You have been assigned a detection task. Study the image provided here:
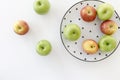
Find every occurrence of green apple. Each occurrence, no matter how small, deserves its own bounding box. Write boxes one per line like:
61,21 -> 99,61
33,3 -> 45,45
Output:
33,0 -> 50,15
13,20 -> 29,35
82,39 -> 98,54
97,3 -> 114,20
36,40 -> 52,56
99,35 -> 117,52
63,24 -> 81,41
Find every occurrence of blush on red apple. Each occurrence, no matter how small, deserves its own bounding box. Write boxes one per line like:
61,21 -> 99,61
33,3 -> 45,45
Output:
100,20 -> 118,35
13,20 -> 29,35
80,6 -> 97,22
82,39 -> 98,54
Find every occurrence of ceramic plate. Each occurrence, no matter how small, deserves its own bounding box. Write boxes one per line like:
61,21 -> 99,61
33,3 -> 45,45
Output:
60,0 -> 120,62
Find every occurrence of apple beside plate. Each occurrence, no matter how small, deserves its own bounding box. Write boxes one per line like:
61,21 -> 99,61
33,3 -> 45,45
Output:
13,20 -> 29,35
33,0 -> 50,15
36,40 -> 52,56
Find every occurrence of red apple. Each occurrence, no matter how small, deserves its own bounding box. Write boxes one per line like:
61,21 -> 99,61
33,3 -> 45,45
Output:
100,20 -> 118,35
13,20 -> 29,35
80,6 -> 97,22
82,39 -> 98,54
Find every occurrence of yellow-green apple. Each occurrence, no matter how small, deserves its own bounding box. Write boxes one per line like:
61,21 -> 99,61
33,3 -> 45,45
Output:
33,0 -> 50,15
63,24 -> 81,41
13,20 -> 29,35
36,40 -> 52,56
82,39 -> 98,54
100,20 -> 118,35
99,35 -> 117,52
80,6 -> 97,22
97,3 -> 114,20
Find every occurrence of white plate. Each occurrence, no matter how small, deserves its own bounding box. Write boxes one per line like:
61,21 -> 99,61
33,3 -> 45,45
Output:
60,0 -> 120,62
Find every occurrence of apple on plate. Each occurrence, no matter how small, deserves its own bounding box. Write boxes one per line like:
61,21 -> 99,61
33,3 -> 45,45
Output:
99,35 -> 117,52
100,20 -> 118,35
36,40 -> 52,56
63,24 -> 81,41
13,20 -> 29,35
80,6 -> 97,22
82,39 -> 98,54
33,0 -> 50,15
97,3 -> 114,20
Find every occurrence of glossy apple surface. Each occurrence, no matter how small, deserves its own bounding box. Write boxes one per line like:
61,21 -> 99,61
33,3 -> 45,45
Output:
100,20 -> 118,35
80,6 -> 97,22
33,0 -> 50,14
99,35 -> 117,52
36,40 -> 52,56
97,3 -> 114,20
63,24 -> 81,41
13,20 -> 29,35
82,39 -> 98,54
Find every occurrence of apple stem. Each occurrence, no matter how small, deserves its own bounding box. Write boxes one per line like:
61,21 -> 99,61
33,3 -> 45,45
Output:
38,1 -> 41,6
41,46 -> 44,49
18,26 -> 22,29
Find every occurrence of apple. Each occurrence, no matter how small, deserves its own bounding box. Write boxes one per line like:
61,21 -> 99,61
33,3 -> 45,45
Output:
63,24 -> 81,41
80,6 -> 97,22
82,39 -> 98,54
100,20 -> 118,35
97,3 -> 114,20
13,20 -> 29,35
36,40 -> 52,56
33,0 -> 50,15
99,35 -> 117,52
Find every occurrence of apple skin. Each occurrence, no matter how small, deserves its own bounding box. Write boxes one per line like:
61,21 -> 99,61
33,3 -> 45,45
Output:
33,0 -> 50,15
36,40 -> 52,56
63,24 -> 81,41
82,39 -> 98,54
100,20 -> 118,35
80,6 -> 97,22
99,35 -> 117,52
13,20 -> 29,35
97,3 -> 114,21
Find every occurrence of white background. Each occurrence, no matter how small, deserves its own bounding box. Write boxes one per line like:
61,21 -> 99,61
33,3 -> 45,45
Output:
0,0 -> 120,80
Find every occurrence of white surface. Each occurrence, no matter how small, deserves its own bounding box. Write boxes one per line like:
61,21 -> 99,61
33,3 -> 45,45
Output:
0,0 -> 120,80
